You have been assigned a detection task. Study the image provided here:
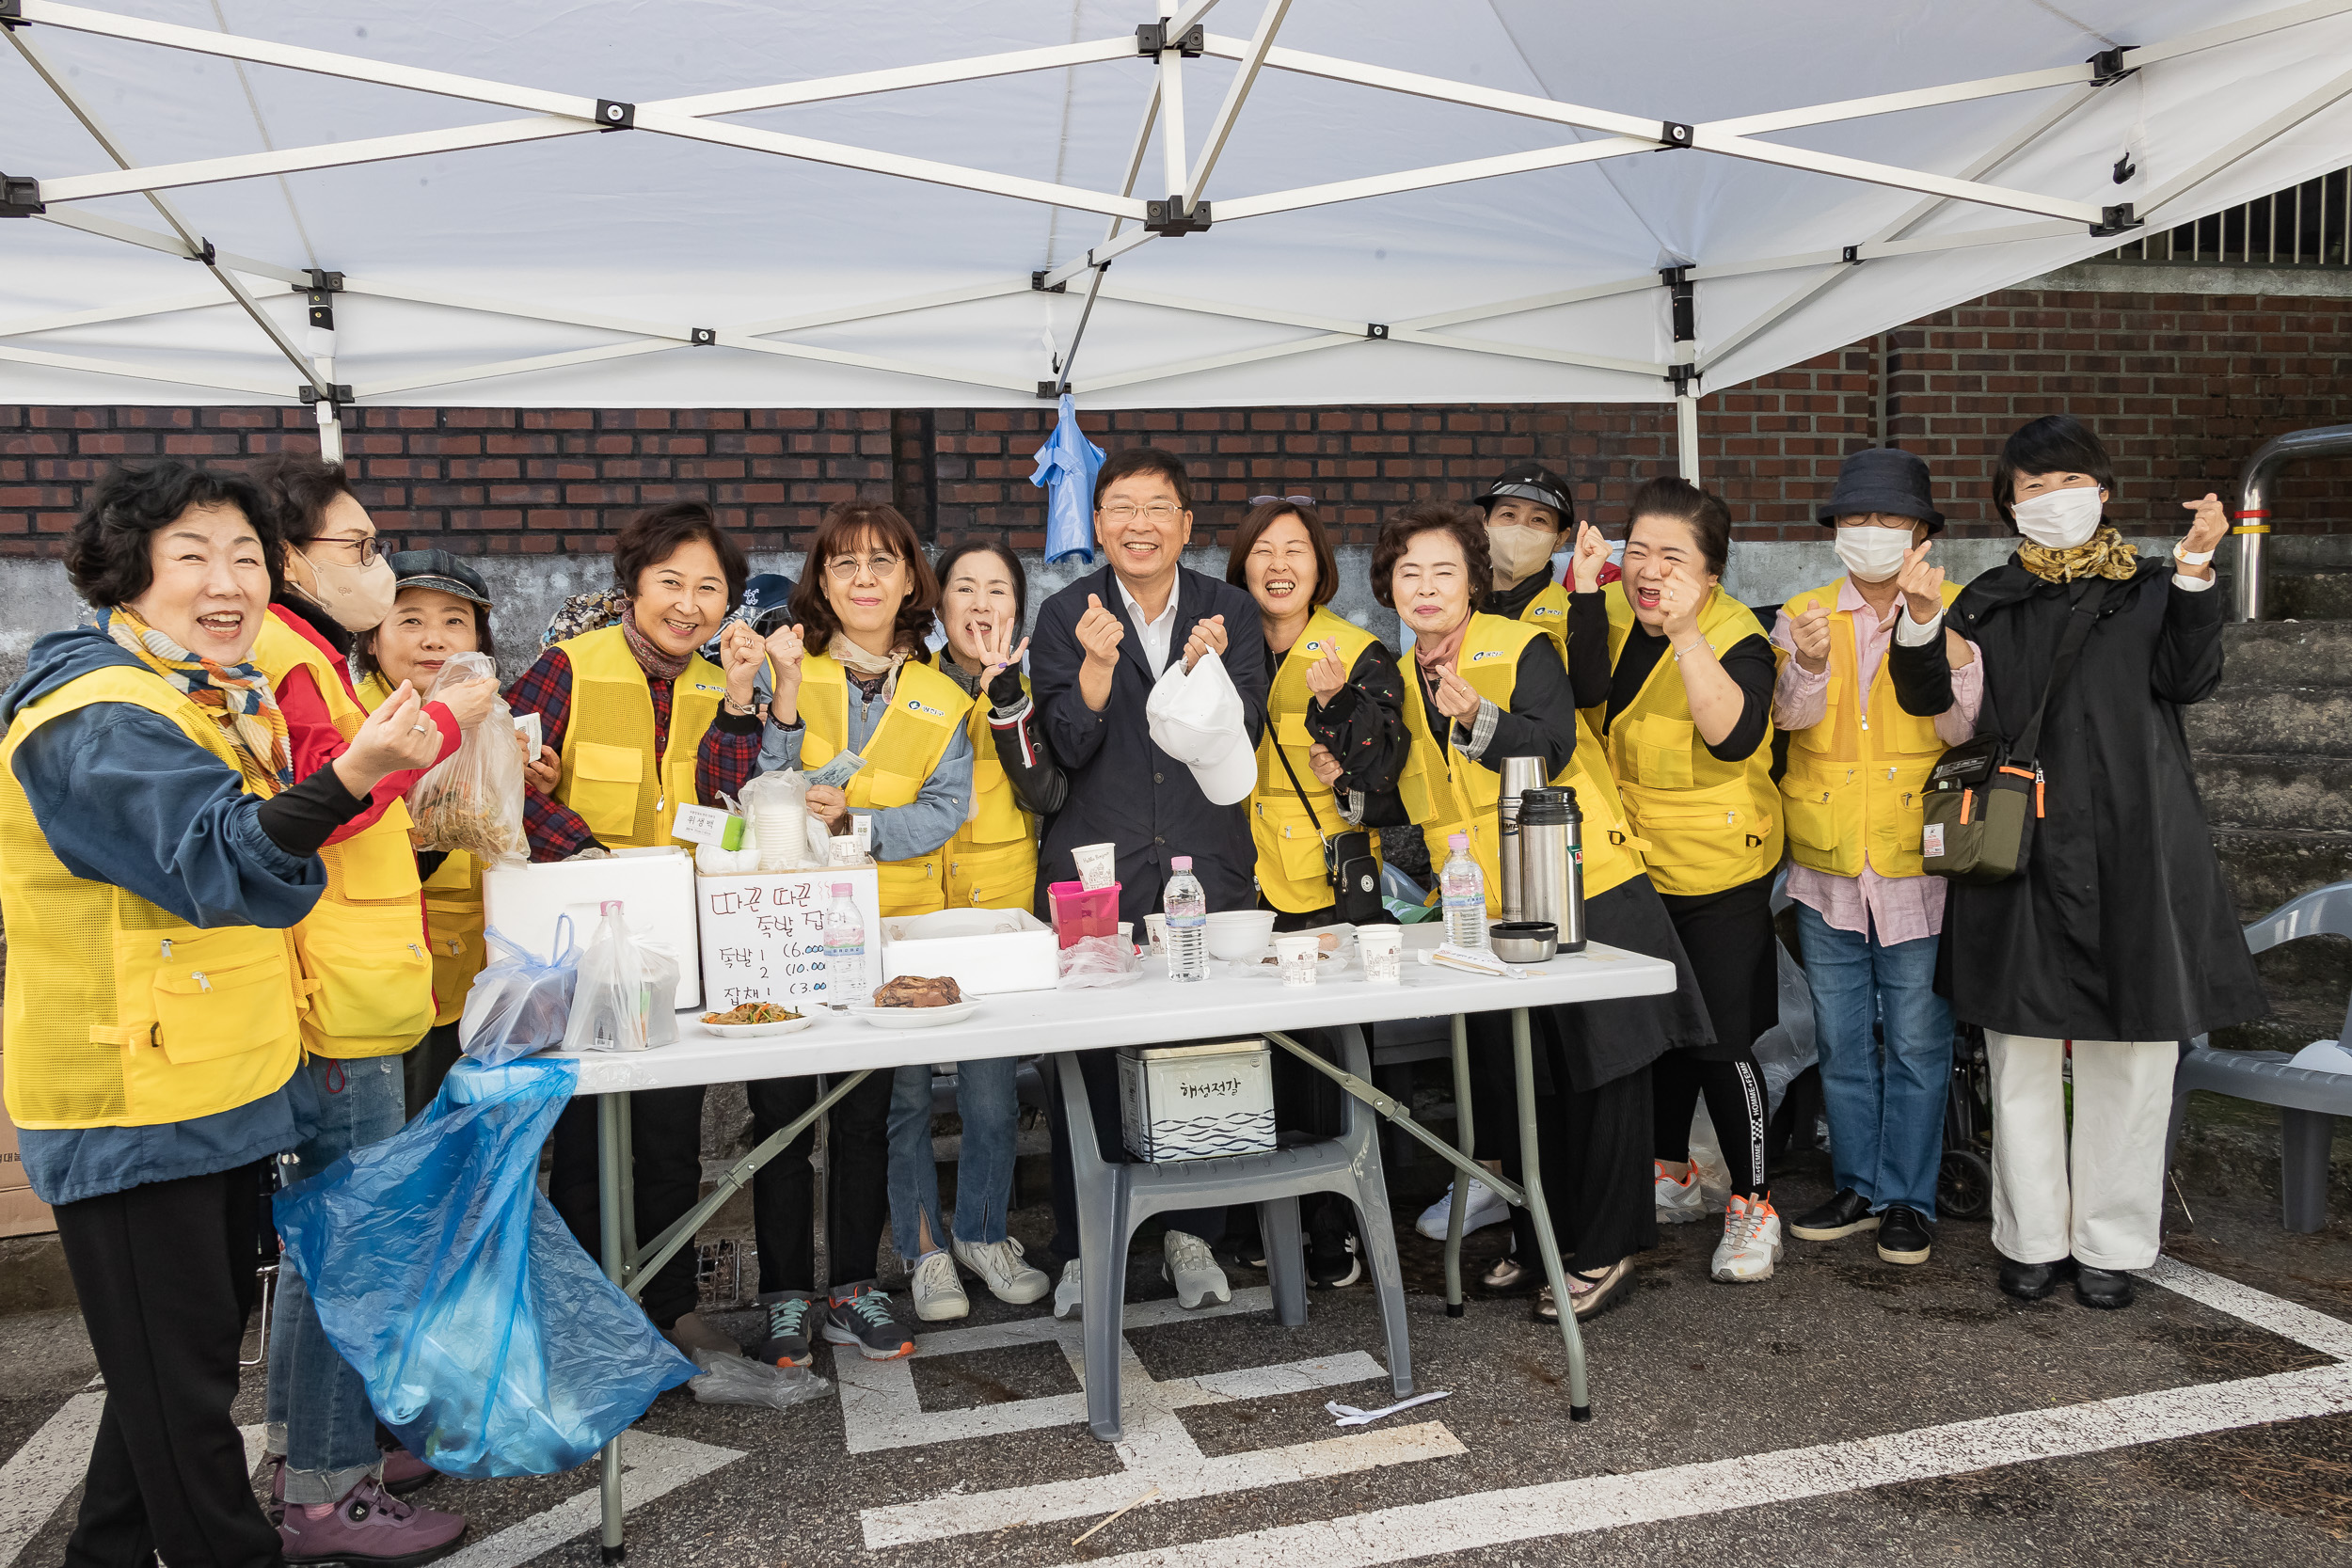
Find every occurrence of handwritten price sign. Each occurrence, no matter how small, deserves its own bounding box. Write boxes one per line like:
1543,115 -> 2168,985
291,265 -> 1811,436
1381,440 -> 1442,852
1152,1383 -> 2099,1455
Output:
695,866 -> 882,1009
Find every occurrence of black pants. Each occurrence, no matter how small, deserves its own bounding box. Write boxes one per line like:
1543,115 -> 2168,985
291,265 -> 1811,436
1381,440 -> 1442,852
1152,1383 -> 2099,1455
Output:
53,1163 -> 281,1568
1650,869 -> 1780,1199
745,1070 -> 893,1294
1047,1049 -> 1225,1262
1464,1010 -> 1656,1271
403,1020 -> 463,1120
549,1085 -> 707,1329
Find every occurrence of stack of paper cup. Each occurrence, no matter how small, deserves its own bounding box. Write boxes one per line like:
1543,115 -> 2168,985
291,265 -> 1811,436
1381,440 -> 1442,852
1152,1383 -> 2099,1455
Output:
1073,842 -> 1117,892
755,801 -> 806,871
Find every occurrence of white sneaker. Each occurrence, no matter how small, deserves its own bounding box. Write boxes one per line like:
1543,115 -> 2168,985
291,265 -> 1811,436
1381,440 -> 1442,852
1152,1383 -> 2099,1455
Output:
1710,1194 -> 1784,1284
952,1234 -> 1051,1306
1655,1160 -> 1706,1225
1413,1178 -> 1510,1240
1161,1229 -> 1232,1310
908,1248 -> 970,1322
1053,1259 -> 1083,1321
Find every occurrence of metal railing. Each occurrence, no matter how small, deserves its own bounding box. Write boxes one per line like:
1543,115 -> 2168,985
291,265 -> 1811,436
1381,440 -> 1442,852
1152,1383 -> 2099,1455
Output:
2105,166 -> 2350,267
2233,424 -> 2352,622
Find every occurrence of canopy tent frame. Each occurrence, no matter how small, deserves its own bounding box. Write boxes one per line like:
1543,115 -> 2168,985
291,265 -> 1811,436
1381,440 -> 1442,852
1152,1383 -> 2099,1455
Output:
6,0 -> 2352,482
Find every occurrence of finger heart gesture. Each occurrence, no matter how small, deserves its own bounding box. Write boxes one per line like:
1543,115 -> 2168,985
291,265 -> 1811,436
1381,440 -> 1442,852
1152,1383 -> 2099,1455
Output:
1894,540 -> 1946,624
1306,643 -> 1347,704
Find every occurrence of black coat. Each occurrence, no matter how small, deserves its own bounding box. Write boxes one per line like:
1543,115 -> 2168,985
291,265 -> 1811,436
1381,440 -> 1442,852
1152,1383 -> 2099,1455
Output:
1029,564 -> 1269,927
1889,557 -> 2265,1041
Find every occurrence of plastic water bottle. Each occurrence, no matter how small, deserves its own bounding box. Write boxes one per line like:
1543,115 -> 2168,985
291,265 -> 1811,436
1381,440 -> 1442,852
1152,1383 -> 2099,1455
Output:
822,881 -> 869,1006
1441,832 -> 1489,951
1164,856 -> 1207,983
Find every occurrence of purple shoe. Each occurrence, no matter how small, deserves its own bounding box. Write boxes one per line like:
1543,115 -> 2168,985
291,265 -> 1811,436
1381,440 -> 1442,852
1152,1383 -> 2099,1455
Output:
279,1477 -> 467,1568
380,1448 -> 437,1497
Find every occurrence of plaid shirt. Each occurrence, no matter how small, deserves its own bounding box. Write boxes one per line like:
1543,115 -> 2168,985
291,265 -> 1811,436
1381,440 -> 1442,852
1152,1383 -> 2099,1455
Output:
505,647 -> 762,862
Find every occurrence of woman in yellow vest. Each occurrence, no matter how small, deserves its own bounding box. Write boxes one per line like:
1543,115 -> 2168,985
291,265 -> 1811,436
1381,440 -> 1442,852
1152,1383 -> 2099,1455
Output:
505,501 -> 764,1364
1595,476 -> 1787,1287
352,548 -> 510,1117
1221,499 -> 1409,1287
728,501 -> 970,1355
1770,450 -> 1981,1272
3,460 -> 440,1568
1376,500 -> 1710,1323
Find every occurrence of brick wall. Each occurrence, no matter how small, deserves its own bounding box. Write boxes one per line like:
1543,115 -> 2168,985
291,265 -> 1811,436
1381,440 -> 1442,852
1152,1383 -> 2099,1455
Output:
7,281 -> 2349,561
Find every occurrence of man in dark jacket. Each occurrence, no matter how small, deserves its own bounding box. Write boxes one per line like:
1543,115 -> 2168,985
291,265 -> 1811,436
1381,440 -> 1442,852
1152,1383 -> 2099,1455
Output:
1029,445 -> 1268,1318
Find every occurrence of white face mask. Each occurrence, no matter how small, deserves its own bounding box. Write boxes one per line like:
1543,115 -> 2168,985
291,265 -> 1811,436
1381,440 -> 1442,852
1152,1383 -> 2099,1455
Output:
2010,486 -> 2104,550
1834,527 -> 1915,583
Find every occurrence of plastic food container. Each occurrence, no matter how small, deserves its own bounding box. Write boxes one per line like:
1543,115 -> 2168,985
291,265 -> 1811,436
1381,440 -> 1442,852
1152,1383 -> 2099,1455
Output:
1047,879 -> 1122,949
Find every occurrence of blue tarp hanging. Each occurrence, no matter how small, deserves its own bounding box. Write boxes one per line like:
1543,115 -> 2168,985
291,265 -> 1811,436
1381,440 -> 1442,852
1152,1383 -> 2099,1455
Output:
275,1058 -> 695,1478
1031,392 -> 1104,565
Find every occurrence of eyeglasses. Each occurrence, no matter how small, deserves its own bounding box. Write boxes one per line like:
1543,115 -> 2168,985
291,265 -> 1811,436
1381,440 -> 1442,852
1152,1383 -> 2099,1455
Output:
1249,495 -> 1314,506
1099,502 -> 1184,523
825,551 -> 904,579
307,534 -> 380,566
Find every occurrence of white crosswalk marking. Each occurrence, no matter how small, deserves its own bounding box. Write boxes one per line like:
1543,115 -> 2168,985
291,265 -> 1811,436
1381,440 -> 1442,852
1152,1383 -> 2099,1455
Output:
0,1390 -> 103,1568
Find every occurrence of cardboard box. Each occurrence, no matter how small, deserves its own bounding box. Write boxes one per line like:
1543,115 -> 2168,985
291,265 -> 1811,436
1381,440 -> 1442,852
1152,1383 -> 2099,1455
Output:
1117,1037 -> 1277,1163
697,866 -> 883,1010
0,1075 -> 56,1239
484,847 -> 702,1009
880,908 -> 1059,996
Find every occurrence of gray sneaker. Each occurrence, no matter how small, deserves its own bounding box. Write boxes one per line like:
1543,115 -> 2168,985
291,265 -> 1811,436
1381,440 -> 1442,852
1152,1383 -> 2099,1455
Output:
756,1290 -> 820,1369
823,1281 -> 917,1360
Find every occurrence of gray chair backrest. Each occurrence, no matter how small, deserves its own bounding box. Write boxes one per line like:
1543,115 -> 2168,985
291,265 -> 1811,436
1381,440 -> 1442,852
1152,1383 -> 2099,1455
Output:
2243,879 -> 2352,1049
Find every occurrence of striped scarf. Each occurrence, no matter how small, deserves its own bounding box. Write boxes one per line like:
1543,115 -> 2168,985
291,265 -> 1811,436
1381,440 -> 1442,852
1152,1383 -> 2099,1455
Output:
2016,524 -> 2139,585
101,605 -> 294,793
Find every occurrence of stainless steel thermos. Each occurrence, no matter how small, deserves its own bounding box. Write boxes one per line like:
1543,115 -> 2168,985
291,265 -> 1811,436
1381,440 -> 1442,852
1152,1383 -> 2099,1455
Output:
1517,784 -> 1587,953
1495,755 -> 1548,922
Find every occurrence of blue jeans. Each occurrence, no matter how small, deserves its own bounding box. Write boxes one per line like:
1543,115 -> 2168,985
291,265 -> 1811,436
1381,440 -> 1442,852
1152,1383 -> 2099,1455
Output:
1795,904 -> 1952,1219
887,1058 -> 1020,1259
264,1054 -> 405,1503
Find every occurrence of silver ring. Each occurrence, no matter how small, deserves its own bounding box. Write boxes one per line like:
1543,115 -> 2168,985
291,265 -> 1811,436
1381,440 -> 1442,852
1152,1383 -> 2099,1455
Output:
411,721 -> 429,733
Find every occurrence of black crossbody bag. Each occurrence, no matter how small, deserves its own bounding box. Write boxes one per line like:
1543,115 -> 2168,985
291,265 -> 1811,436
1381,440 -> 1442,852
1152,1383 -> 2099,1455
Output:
1272,738 -> 1385,923
1920,578 -> 2106,884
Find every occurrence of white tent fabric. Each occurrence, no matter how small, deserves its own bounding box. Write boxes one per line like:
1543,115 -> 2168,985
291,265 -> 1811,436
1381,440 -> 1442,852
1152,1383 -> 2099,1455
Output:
5,0 -> 2352,423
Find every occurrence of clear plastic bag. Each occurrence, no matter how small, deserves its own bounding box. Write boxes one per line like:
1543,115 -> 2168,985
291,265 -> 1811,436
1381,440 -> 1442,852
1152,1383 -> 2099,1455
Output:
562,902 -> 681,1053
1057,932 -> 1142,989
406,653 -> 528,863
686,1345 -> 834,1410
459,920 -> 580,1066
272,1057 -> 697,1478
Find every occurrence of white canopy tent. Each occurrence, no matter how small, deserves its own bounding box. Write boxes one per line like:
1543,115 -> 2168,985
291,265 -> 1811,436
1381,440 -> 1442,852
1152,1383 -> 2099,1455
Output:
6,0 -> 2352,477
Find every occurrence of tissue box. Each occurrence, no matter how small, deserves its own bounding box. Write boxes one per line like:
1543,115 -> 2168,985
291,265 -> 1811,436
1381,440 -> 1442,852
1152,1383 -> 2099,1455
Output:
697,867 -> 883,1010
484,847 -> 701,1009
880,908 -> 1058,996
1117,1037 -> 1277,1163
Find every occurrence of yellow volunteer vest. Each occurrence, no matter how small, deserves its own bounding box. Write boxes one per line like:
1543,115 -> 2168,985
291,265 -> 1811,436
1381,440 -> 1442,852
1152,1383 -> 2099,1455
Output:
1597,587 -> 1783,896
1777,578 -> 1963,879
800,651 -> 967,918
0,666 -> 305,1130
942,665 -> 1039,911
253,615 -> 436,1057
553,626 -> 728,849
1395,613 -> 1644,914
1251,609 -> 1383,913
1517,578 -> 1573,659
357,670 -> 484,1025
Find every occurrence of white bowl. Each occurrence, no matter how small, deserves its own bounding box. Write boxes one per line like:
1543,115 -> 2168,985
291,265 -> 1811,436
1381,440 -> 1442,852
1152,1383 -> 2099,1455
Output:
1204,909 -> 1278,960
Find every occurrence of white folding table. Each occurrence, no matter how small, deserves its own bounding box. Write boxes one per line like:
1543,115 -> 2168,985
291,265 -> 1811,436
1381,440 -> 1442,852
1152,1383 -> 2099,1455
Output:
549,940 -> 1676,1562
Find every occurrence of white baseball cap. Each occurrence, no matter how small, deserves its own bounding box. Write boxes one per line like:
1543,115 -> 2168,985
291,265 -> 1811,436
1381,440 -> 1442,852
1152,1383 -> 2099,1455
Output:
1145,648 -> 1258,806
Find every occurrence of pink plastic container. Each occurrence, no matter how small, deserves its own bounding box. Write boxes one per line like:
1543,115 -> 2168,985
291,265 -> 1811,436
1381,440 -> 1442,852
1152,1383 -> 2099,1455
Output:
1047,879 -> 1122,949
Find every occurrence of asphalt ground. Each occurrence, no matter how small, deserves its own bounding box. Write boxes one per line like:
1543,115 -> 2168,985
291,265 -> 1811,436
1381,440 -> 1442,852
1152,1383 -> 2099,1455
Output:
4,1162 -> 2350,1568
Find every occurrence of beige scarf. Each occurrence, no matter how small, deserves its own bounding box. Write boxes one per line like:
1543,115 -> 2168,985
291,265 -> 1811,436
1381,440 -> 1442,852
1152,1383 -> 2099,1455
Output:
826,633 -> 911,705
2017,524 -> 2139,584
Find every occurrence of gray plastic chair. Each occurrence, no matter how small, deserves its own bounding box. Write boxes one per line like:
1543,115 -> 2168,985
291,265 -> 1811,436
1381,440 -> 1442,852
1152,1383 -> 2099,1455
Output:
1054,1023 -> 1412,1441
2167,879 -> 2352,1233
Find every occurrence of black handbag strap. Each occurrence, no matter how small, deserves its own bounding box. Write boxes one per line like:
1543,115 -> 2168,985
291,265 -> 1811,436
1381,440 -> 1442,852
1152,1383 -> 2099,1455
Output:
1271,730 -> 1328,844
2011,578 -> 2108,765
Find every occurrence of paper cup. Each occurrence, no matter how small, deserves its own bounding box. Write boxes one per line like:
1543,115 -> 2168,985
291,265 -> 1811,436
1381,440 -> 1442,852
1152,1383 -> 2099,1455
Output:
1359,927 -> 1404,984
1073,842 -> 1118,892
1143,913 -> 1168,956
1275,934 -> 1321,988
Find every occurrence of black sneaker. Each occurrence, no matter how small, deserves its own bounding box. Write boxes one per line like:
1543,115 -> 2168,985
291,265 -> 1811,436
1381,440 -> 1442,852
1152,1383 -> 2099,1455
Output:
823,1282 -> 917,1361
1308,1230 -> 1362,1290
756,1291 -> 820,1369
1998,1255 -> 2075,1301
1788,1188 -> 1879,1242
1875,1204 -> 1933,1265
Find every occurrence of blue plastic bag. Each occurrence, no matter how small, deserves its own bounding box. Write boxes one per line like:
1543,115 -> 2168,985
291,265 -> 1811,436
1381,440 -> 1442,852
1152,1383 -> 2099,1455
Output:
1030,391 -> 1105,564
275,1057 -> 695,1478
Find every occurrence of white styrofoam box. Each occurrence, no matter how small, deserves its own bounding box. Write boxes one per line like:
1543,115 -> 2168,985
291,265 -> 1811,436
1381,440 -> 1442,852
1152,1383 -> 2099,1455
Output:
1117,1037 -> 1277,1163
698,866 -> 882,1011
879,908 -> 1058,996
484,847 -> 701,1009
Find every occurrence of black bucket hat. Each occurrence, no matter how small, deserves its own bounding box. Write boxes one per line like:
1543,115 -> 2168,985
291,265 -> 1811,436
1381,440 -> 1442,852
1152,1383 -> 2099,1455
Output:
1476,462 -> 1576,530
386,547 -> 494,607
1817,448 -> 1943,533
